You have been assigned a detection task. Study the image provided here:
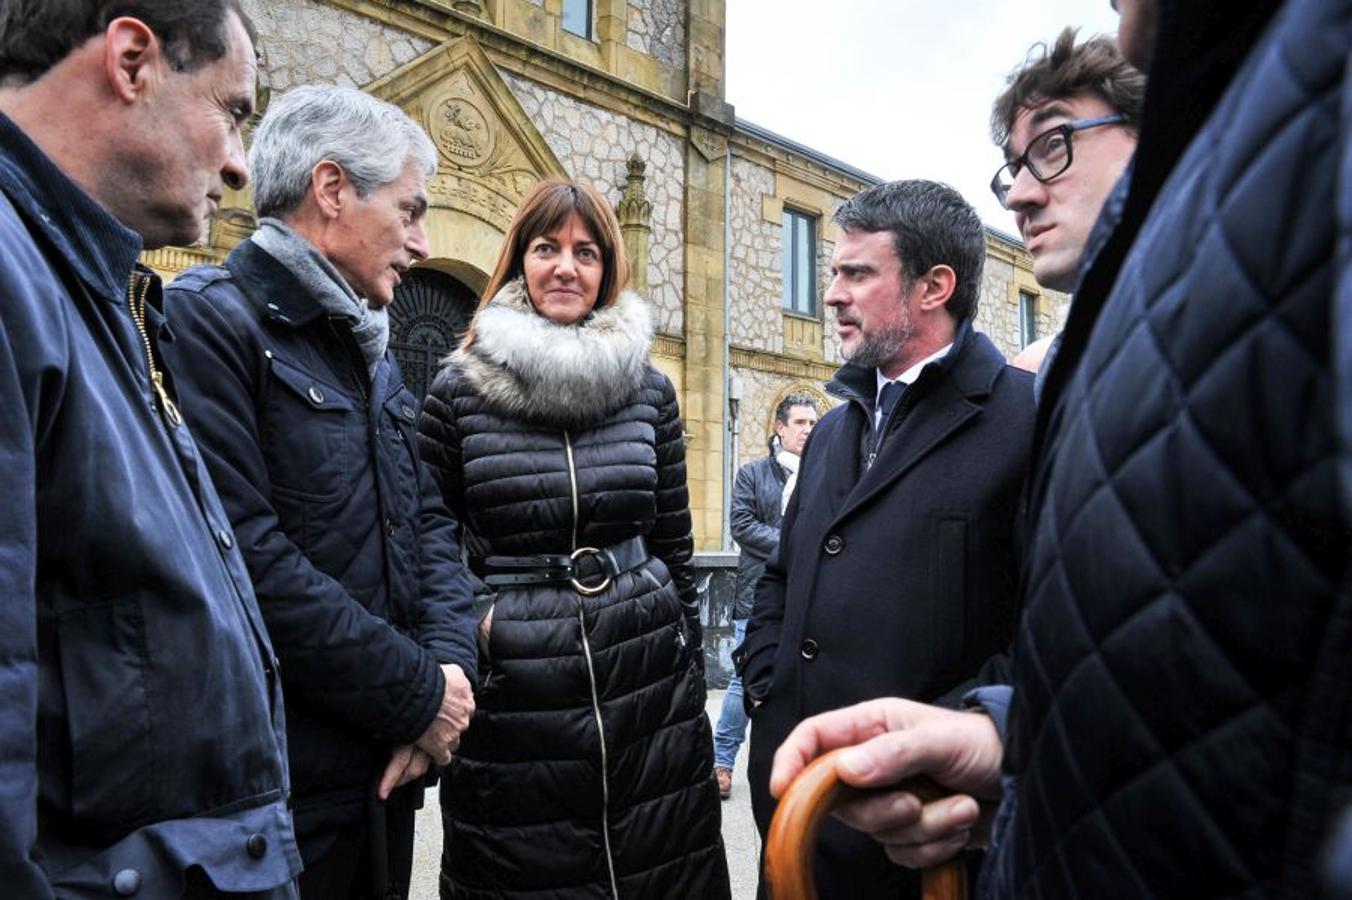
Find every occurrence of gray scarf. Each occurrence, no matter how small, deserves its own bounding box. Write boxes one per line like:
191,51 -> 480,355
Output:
251,217 -> 389,379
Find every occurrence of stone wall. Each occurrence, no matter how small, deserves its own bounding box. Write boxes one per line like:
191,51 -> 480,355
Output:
503,72 -> 686,334
974,254 -> 1068,360
241,0 -> 433,91
626,0 -> 686,70
819,235 -> 841,364
728,157 -> 781,352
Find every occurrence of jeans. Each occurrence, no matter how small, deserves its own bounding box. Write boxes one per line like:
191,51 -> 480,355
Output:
713,618 -> 749,769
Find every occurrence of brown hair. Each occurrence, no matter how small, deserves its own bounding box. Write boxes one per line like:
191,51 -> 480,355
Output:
990,27 -> 1146,150
461,178 -> 629,348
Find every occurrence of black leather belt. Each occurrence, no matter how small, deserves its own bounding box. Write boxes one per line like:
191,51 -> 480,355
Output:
477,535 -> 648,596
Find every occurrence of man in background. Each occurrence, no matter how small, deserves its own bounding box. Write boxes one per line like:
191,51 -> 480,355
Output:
715,393 -> 818,799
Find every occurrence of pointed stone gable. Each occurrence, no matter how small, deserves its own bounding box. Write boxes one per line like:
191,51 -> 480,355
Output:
367,36 -> 567,232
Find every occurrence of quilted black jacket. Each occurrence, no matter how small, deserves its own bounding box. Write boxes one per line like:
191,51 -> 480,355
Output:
416,283 -> 729,899
991,1 -> 1352,896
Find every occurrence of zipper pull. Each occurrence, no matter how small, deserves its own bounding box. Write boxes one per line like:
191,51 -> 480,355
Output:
866,449 -> 877,470
150,370 -> 183,428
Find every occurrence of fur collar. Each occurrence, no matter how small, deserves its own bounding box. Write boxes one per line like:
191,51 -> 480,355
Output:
448,278 -> 654,428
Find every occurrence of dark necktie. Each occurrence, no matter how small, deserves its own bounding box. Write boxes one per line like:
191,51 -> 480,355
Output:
875,380 -> 904,440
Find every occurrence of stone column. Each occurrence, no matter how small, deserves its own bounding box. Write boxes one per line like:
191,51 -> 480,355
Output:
683,127 -> 729,550
681,0 -> 734,551
596,0 -> 627,68
617,154 -> 652,295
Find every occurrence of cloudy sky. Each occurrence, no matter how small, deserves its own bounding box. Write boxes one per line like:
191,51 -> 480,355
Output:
726,1 -> 1123,232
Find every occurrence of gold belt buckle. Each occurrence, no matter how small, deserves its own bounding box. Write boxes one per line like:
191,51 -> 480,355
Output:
569,546 -> 612,596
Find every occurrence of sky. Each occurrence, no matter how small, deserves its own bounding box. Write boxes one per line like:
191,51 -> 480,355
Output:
725,1 -> 1123,233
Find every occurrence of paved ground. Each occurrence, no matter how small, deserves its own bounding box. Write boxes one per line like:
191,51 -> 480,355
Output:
409,689 -> 759,899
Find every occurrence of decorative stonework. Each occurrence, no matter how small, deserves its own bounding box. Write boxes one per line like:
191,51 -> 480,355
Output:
728,157 -> 782,352
143,245 -> 218,279
626,0 -> 686,70
367,38 -> 567,233
241,0 -> 433,90
618,155 -> 653,293
503,71 -> 686,334
690,128 -> 728,163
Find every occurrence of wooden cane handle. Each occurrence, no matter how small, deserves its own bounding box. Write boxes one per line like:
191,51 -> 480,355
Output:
764,748 -> 968,900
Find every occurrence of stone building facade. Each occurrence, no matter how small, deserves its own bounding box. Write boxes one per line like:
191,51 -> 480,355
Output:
145,0 -> 1066,554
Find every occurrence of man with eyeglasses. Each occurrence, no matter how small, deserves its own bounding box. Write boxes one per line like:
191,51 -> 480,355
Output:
989,28 -> 1143,379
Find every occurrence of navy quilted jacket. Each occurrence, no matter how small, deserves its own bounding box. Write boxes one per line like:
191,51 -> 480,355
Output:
990,1 -> 1352,897
164,241 -> 478,840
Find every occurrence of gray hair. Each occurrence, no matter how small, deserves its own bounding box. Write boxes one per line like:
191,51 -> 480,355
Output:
249,84 -> 438,219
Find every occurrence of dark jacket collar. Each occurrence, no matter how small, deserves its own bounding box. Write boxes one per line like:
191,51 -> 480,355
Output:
825,317 -> 1003,409
224,238 -> 330,329
0,112 -> 142,303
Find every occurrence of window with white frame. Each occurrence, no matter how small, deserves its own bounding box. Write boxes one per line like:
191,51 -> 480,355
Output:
781,209 -> 817,316
1019,289 -> 1039,348
562,0 -> 592,38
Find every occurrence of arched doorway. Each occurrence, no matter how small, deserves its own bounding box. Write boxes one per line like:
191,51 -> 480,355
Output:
389,268 -> 479,404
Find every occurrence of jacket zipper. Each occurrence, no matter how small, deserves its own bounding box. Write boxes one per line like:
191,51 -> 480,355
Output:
127,272 -> 182,428
864,385 -> 914,470
565,429 -> 620,899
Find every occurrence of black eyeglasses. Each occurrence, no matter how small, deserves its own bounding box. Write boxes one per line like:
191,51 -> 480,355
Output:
990,114 -> 1126,209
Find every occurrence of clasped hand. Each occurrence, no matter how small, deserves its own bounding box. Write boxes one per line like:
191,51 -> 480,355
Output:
378,663 -> 475,799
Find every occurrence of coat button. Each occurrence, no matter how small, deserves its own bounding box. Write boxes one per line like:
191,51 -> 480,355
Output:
800,639 -> 819,660
246,833 -> 268,858
217,528 -> 234,550
401,403 -> 415,421
113,868 -> 141,895
307,386 -> 325,405
823,534 -> 844,555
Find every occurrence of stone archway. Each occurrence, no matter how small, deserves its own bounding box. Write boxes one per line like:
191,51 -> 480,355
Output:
389,268 -> 479,403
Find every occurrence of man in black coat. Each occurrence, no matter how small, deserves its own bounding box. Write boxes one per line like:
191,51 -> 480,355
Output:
714,394 -> 818,798
164,85 -> 477,899
736,180 -> 1034,898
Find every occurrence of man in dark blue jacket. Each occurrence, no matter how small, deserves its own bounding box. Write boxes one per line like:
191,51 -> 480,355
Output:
0,2 -> 302,897
163,84 -> 478,900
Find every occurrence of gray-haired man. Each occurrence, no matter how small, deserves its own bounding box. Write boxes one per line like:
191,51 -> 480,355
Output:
163,85 -> 478,899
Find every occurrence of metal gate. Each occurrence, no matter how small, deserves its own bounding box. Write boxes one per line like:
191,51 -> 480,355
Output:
388,268 -> 477,405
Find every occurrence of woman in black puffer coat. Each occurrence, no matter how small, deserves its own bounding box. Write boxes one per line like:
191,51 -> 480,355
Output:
417,179 -> 730,899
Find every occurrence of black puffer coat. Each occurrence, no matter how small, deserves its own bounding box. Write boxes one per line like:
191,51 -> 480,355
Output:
418,279 -> 730,899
